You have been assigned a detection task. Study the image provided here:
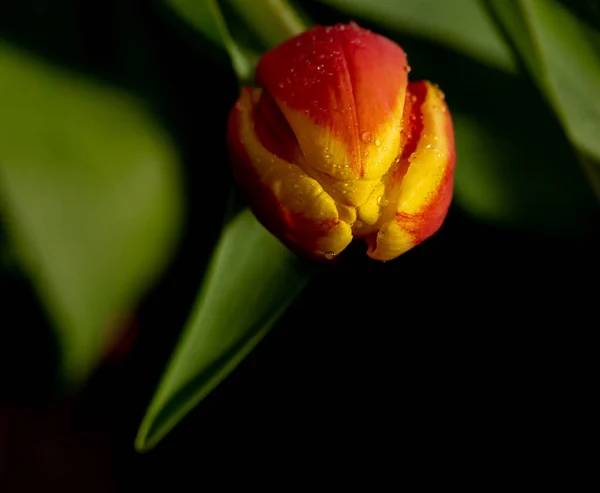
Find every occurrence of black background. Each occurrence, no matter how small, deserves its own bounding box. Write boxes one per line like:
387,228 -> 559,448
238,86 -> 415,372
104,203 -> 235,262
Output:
0,0 -> 597,489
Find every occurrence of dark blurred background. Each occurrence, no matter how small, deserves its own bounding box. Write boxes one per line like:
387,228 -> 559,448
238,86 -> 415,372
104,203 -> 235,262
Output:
1,0 -> 598,489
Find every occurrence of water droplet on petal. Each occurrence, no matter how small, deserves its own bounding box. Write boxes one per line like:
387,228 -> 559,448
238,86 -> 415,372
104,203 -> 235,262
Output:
354,219 -> 364,229
377,230 -> 386,239
377,195 -> 389,206
404,65 -> 412,73
325,251 -> 336,260
375,139 -> 382,147
361,131 -> 372,143
278,82 -> 284,88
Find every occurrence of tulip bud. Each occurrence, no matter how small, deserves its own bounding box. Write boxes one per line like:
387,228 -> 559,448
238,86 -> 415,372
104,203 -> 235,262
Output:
228,22 -> 455,261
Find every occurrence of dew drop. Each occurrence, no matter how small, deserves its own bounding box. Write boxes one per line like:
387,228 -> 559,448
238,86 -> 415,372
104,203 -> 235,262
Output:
377,195 -> 389,206
426,144 -> 437,150
377,230 -> 386,239
325,251 -> 336,260
404,65 -> 412,73
354,219 -> 364,229
361,131 -> 372,143
375,139 -> 382,147
278,82 -> 285,88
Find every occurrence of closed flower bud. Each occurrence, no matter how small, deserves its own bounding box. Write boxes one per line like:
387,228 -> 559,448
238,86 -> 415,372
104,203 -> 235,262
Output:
228,22 -> 455,261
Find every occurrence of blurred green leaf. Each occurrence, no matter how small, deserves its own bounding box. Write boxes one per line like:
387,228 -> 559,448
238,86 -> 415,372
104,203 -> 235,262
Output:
0,43 -> 183,385
224,0 -> 308,48
135,209 -> 312,451
486,0 -> 600,196
165,0 -> 258,82
316,0 -> 517,72
453,108 -> 596,232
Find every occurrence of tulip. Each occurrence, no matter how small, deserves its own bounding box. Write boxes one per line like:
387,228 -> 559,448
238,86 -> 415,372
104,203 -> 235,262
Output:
228,22 -> 455,261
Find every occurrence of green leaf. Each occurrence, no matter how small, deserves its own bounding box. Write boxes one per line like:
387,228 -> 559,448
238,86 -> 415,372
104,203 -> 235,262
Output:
486,0 -> 600,195
0,43 -> 183,385
134,0 -> 313,451
165,0 -> 258,82
135,209 -> 313,451
316,0 -> 517,73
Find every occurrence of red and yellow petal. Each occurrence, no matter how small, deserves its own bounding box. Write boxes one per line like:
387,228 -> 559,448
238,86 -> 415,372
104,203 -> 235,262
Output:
228,23 -> 455,262
255,23 -> 409,207
365,81 -> 455,261
228,87 -> 353,260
